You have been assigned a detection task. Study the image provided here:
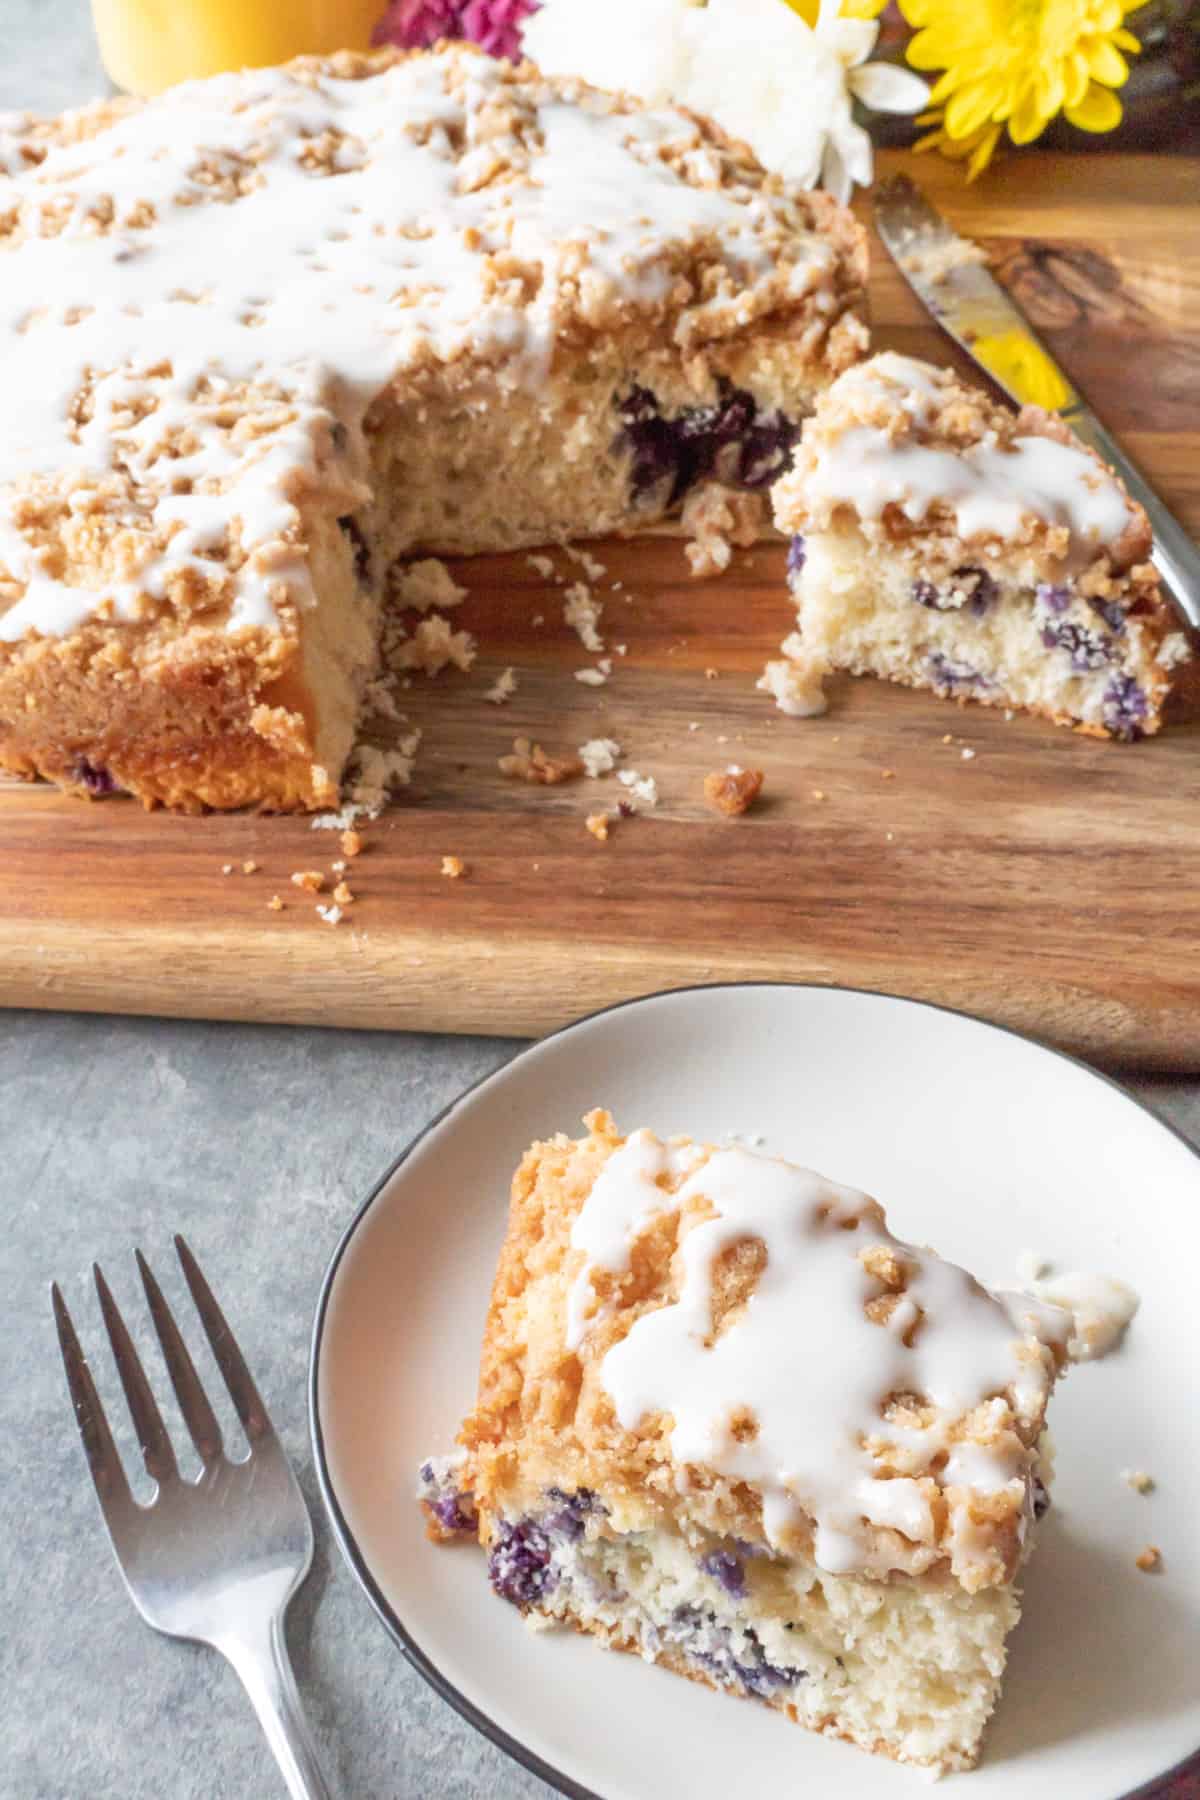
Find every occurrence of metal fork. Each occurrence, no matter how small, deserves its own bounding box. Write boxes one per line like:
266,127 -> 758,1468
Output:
52,1236 -> 332,1800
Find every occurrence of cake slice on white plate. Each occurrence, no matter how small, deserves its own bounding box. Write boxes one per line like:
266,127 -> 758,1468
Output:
765,352 -> 1189,736
420,1110 -> 1071,1775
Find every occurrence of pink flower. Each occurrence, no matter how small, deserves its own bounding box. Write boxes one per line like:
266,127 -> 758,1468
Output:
373,0 -> 538,61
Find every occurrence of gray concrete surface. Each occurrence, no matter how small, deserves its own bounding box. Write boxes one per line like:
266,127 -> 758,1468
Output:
3,6 -> 1200,1797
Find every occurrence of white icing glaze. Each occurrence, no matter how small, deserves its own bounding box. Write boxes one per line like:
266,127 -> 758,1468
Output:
569,1136 -> 1067,1578
0,54 -> 833,643
1029,1270 -> 1139,1362
810,424 -> 1133,550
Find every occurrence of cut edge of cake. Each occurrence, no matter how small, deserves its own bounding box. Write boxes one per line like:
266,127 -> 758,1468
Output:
419,1109 -> 1072,1776
765,351 -> 1189,739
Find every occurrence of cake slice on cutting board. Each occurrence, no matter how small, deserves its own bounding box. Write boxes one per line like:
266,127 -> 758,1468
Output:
765,352 -> 1189,735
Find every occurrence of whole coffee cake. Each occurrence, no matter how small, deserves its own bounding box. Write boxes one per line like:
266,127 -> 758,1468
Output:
0,47 -> 867,810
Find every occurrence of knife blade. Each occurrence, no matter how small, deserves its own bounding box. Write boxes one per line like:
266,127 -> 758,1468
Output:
872,173 -> 1200,633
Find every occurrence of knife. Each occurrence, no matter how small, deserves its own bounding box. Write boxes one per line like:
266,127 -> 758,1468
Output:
873,173 -> 1200,634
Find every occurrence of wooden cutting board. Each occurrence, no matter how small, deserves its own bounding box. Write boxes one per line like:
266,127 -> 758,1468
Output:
4,148 -> 1200,1066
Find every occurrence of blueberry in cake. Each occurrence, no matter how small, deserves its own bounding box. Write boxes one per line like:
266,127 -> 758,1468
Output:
420,1110 -> 1071,1775
0,47 -> 866,810
765,352 -> 1189,735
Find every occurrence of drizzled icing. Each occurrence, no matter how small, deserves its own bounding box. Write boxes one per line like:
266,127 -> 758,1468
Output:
568,1132 -> 1068,1580
0,51 -> 837,644
810,352 -> 1133,552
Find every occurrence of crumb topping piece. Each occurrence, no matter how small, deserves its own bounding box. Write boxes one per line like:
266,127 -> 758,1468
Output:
440,854 -> 466,879
704,766 -> 764,816
1135,1545 -> 1162,1572
499,736 -> 583,784
291,869 -> 324,892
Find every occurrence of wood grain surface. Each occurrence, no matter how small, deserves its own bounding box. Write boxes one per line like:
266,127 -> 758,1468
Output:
4,148 -> 1199,1064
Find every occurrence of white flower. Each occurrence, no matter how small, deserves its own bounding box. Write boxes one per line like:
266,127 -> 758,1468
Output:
523,0 -> 929,202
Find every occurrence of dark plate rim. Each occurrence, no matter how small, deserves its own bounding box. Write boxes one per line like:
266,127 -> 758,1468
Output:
307,980 -> 1200,1800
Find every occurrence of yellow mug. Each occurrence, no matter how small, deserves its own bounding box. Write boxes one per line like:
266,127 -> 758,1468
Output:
91,0 -> 385,95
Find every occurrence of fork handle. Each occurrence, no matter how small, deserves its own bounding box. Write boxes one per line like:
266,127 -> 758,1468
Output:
220,1612 -> 333,1800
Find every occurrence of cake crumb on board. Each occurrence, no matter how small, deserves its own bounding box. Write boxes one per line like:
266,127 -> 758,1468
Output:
1122,1470 -> 1155,1494
441,855 -> 466,879
704,767 -> 764,817
585,812 -> 611,841
1135,1545 -> 1162,1572
499,738 -> 583,784
291,870 -> 325,893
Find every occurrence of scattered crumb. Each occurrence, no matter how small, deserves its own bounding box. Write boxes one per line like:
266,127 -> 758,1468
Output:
341,829 -> 363,858
578,737 -> 621,778
391,558 -> 467,612
811,788 -> 826,802
531,612 -> 545,627
266,895 -> 284,912
564,582 -> 605,652
1004,708 -> 1015,721
331,859 -> 346,876
332,882 -> 354,906
681,483 -> 764,578
704,667 -> 719,681
687,722 -> 700,732
564,544 -> 607,582
292,870 -> 325,893
498,737 -> 583,784
615,643 -> 627,656
704,767 -> 764,817
526,554 -> 556,580
1135,1545 -> 1161,1573
241,860 -> 258,875
1157,630 -> 1190,670
315,903 -> 343,926
1122,1470 -> 1155,1494
574,661 -> 610,687
757,652 -> 827,718
339,734 -> 422,818
716,735 -> 729,745
898,232 -> 987,285
360,674 -> 406,723
485,666 -> 518,705
881,769 -> 896,781
616,769 -> 658,811
942,733 -> 954,745
961,747 -> 976,761
395,614 -> 477,676
585,812 -> 611,841
312,800 -> 377,831
441,855 -> 466,879
221,863 -> 233,875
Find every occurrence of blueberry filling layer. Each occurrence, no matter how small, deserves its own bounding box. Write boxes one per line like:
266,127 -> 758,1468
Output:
911,565 -> 995,617
1039,619 -> 1115,671
701,1549 -> 747,1597
786,534 -> 807,579
417,1457 -> 477,1534
74,758 -> 118,796
616,380 -> 800,508
926,651 -> 990,692
488,1517 -> 557,1606
668,1604 -> 806,1700
1102,673 -> 1148,739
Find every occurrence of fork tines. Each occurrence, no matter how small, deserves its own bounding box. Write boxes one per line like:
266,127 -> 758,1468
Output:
52,1235 -> 275,1509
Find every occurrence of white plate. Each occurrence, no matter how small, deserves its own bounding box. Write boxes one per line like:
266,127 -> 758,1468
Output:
310,985 -> 1200,1799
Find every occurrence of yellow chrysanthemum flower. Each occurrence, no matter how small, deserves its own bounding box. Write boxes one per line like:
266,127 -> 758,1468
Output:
900,0 -> 1142,179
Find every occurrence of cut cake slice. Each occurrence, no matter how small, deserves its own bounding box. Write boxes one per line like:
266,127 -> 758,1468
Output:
764,352 -> 1188,735
420,1110 -> 1070,1775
